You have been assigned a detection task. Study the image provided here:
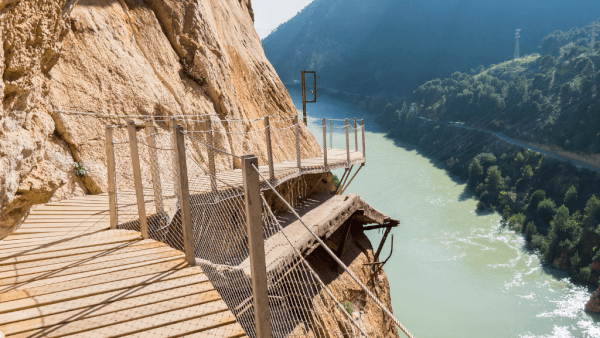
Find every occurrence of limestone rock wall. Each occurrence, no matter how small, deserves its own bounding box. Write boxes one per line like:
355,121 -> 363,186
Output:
0,0 -> 321,239
308,227 -> 401,338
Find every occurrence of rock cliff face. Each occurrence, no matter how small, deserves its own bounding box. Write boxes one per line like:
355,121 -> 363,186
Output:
0,0 -> 320,238
0,2 -> 401,336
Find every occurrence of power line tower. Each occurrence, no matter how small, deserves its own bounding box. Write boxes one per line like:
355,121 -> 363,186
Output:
514,29 -> 521,59
591,23 -> 598,48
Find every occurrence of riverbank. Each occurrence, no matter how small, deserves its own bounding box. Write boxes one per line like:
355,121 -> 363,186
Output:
372,109 -> 600,288
288,85 -> 600,337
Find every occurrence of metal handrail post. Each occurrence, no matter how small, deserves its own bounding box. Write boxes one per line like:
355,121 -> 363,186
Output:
354,117 -> 358,151
265,116 -> 275,183
362,119 -> 366,162
345,118 -> 350,166
145,120 -> 165,219
174,125 -> 196,267
295,115 -> 301,170
242,155 -> 273,338
127,120 -> 149,239
105,126 -> 117,229
322,118 -> 327,171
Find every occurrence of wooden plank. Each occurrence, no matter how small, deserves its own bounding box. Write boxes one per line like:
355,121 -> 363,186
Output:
0,230 -> 108,242
0,256 -> 184,288
15,301 -> 231,338
2,290 -> 222,336
1,258 -> 189,301
0,232 -> 141,254
0,246 -> 183,275
0,238 -> 143,260
186,323 -> 247,338
0,273 -> 207,321
0,229 -> 108,242
26,209 -> 110,214
32,206 -> 110,211
110,309 -> 237,338
12,226 -> 109,234
0,240 -> 165,266
0,266 -> 205,314
0,249 -> 183,281
24,215 -> 110,219
21,219 -> 110,224
0,279 -> 214,327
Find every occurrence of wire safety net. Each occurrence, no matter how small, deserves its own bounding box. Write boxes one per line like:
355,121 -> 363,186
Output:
103,115 -> 415,338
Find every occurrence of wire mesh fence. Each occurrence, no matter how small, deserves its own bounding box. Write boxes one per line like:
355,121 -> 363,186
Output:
101,114 -> 414,338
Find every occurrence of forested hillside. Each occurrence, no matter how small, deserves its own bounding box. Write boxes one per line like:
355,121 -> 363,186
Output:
263,0 -> 600,102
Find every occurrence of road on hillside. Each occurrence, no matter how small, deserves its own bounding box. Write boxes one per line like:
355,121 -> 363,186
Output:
445,122 -> 600,174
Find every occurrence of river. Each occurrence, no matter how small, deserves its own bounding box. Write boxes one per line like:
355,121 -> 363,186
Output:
287,86 -> 600,338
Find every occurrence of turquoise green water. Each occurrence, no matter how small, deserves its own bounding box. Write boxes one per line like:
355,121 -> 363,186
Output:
288,86 -> 600,338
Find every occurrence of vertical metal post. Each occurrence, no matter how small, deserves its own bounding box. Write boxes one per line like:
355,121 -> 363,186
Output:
145,120 -> 165,218
208,121 -> 217,193
242,155 -> 272,338
105,126 -> 117,229
345,118 -> 350,166
329,118 -> 333,149
322,118 -> 328,170
301,71 -> 307,125
127,120 -> 149,239
295,115 -> 301,170
174,125 -> 196,267
265,116 -> 275,182
354,117 -> 358,151
169,118 -> 181,202
362,119 -> 366,161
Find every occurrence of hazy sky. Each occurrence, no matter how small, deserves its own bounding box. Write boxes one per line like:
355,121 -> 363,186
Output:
252,0 -> 315,39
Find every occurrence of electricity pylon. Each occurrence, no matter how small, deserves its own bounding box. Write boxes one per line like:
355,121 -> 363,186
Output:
591,23 -> 598,48
514,29 -> 521,59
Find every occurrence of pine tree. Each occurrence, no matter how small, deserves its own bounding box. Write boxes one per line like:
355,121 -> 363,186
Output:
564,185 -> 578,209
484,166 -> 504,197
583,195 -> 600,230
468,159 -> 484,189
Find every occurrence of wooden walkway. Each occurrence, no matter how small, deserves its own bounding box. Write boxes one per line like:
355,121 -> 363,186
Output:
0,195 -> 246,338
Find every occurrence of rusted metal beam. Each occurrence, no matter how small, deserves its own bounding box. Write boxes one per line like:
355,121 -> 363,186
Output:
374,227 -> 392,262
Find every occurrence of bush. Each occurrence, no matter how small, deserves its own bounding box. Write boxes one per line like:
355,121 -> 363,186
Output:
333,174 -> 340,188
525,221 -> 538,238
508,213 -> 526,231
570,251 -> 581,272
573,266 -> 591,284
523,165 -> 534,180
531,234 -> 550,259
529,190 -> 547,211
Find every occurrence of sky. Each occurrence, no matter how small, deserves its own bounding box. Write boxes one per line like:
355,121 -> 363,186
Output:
252,0 -> 315,39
